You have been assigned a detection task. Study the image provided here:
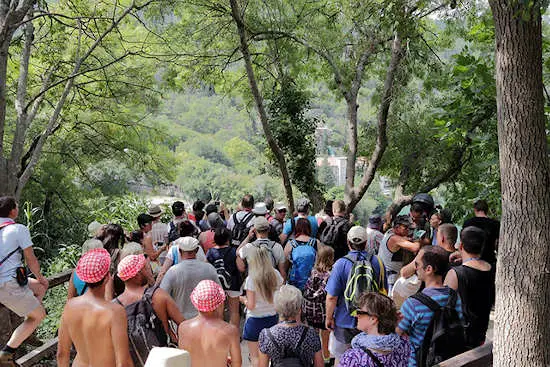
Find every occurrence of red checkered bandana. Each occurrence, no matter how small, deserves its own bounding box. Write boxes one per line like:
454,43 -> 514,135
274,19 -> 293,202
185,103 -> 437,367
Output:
190,280 -> 226,313
76,248 -> 111,283
117,254 -> 146,281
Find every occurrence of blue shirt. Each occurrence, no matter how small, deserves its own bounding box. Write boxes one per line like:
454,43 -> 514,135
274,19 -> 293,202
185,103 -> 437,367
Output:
283,216 -> 319,238
72,271 -> 88,296
398,286 -> 464,367
325,251 -> 388,329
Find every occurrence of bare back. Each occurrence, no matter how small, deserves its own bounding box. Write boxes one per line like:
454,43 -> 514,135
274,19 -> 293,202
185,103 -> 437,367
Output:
58,294 -> 132,367
178,316 -> 241,367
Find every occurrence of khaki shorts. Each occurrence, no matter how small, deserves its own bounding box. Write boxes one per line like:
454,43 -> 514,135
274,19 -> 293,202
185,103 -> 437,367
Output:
0,279 -> 41,317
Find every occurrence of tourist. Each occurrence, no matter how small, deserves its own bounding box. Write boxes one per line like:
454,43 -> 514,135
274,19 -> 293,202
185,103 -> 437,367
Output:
148,204 -> 168,248
463,199 -> 500,266
237,216 -> 286,279
318,200 -> 352,260
338,292 -> 410,367
378,215 -> 420,293
178,280 -> 242,367
167,201 -> 187,243
227,194 -> 255,246
284,218 -> 320,290
159,237 -> 220,319
258,285 -> 323,367
67,238 -> 103,299
199,212 -> 225,253
188,199 -> 205,226
206,227 -> 242,328
96,223 -> 127,298
429,211 -> 443,246
325,226 -> 387,365
155,220 -> 206,285
0,197 -> 48,366
280,198 -> 319,243
317,199 -> 334,233
302,245 -> 335,364
397,246 -> 464,366
57,248 -> 133,367
270,202 -> 287,236
366,215 -> 384,255
264,197 -> 275,223
115,254 -> 184,364
240,247 -> 284,367
445,227 -> 494,349
399,223 -> 459,280
137,213 -> 166,277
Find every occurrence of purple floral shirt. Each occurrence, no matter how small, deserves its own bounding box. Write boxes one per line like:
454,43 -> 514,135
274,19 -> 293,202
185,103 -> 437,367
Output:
338,334 -> 410,367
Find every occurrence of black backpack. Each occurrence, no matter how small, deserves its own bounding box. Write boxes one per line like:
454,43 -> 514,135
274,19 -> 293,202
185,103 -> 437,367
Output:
231,212 -> 255,246
266,326 -> 309,367
168,221 -> 179,243
411,289 -> 467,366
211,247 -> 233,290
115,285 -> 168,367
319,217 -> 350,251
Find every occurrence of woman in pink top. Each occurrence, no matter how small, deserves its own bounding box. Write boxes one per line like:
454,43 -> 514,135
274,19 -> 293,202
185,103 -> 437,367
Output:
199,212 -> 225,253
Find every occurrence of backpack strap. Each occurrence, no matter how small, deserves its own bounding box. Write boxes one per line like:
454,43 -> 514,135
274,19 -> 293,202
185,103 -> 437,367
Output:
361,347 -> 384,367
144,285 -> 160,303
411,291 -> 441,312
0,247 -> 21,267
241,212 -> 255,227
265,328 -> 281,350
295,326 -> 309,352
171,246 -> 179,265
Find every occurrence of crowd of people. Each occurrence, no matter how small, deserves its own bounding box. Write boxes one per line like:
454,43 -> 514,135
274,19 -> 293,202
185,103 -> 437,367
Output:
0,193 -> 499,367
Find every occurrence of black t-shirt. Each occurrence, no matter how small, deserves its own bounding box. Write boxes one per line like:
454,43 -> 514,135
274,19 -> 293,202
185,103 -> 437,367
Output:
206,246 -> 242,292
454,265 -> 495,348
463,217 -> 500,264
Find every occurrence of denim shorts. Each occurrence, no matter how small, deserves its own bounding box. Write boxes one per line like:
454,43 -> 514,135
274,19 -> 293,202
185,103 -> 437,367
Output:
242,314 -> 278,342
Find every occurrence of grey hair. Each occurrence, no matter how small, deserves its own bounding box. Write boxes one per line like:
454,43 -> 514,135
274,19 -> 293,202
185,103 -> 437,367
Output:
274,285 -> 303,320
82,239 -> 103,255
120,242 -> 144,259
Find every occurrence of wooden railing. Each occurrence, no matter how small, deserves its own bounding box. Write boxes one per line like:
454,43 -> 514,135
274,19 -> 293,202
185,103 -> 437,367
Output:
15,269 -> 73,367
435,342 -> 493,367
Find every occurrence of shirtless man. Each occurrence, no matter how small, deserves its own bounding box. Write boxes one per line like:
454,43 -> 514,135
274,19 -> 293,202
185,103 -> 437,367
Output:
178,280 -> 241,367
116,254 -> 184,347
57,248 -> 133,367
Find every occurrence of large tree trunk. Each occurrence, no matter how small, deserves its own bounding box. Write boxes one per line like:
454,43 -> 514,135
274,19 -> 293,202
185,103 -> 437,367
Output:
229,0 -> 295,212
489,1 -> 550,365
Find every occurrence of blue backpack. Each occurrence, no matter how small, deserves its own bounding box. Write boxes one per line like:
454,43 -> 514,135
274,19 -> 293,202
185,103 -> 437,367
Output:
288,238 -> 317,290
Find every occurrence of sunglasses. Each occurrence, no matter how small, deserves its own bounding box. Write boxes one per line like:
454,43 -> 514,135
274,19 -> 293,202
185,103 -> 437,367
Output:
355,310 -> 374,317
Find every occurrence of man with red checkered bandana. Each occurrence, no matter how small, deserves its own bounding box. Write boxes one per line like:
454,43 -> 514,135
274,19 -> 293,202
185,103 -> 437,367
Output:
178,280 -> 242,367
57,248 -> 133,367
115,254 -> 184,358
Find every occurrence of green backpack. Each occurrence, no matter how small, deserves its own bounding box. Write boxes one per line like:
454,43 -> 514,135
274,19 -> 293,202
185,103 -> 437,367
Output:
343,253 -> 385,315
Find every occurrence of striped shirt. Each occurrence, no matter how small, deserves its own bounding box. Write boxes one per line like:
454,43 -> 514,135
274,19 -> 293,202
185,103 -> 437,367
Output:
398,286 -> 464,367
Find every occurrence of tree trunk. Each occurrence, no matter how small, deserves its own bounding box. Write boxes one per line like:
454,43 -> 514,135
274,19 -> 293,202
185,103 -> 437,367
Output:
489,1 -> 550,365
229,0 -> 295,212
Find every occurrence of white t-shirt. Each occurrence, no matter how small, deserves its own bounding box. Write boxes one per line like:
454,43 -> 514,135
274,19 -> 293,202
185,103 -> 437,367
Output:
0,218 -> 33,284
151,221 -> 168,244
166,244 -> 206,263
244,270 -> 283,318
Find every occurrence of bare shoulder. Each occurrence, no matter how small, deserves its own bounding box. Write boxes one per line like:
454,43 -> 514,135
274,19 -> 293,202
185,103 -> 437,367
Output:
108,301 -> 127,316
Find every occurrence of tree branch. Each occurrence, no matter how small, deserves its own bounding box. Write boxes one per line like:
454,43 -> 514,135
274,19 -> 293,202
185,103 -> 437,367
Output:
15,0 -> 153,198
348,34 -> 404,211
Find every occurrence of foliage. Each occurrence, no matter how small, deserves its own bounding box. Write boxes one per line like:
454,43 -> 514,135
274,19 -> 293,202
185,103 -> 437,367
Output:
267,80 -> 325,203
87,193 -> 150,232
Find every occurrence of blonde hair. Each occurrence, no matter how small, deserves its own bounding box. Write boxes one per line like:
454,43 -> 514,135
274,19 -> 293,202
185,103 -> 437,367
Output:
248,247 -> 279,304
315,245 -> 334,273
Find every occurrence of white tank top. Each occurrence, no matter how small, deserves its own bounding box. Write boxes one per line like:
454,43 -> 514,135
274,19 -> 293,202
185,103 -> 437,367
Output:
377,230 -> 404,285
